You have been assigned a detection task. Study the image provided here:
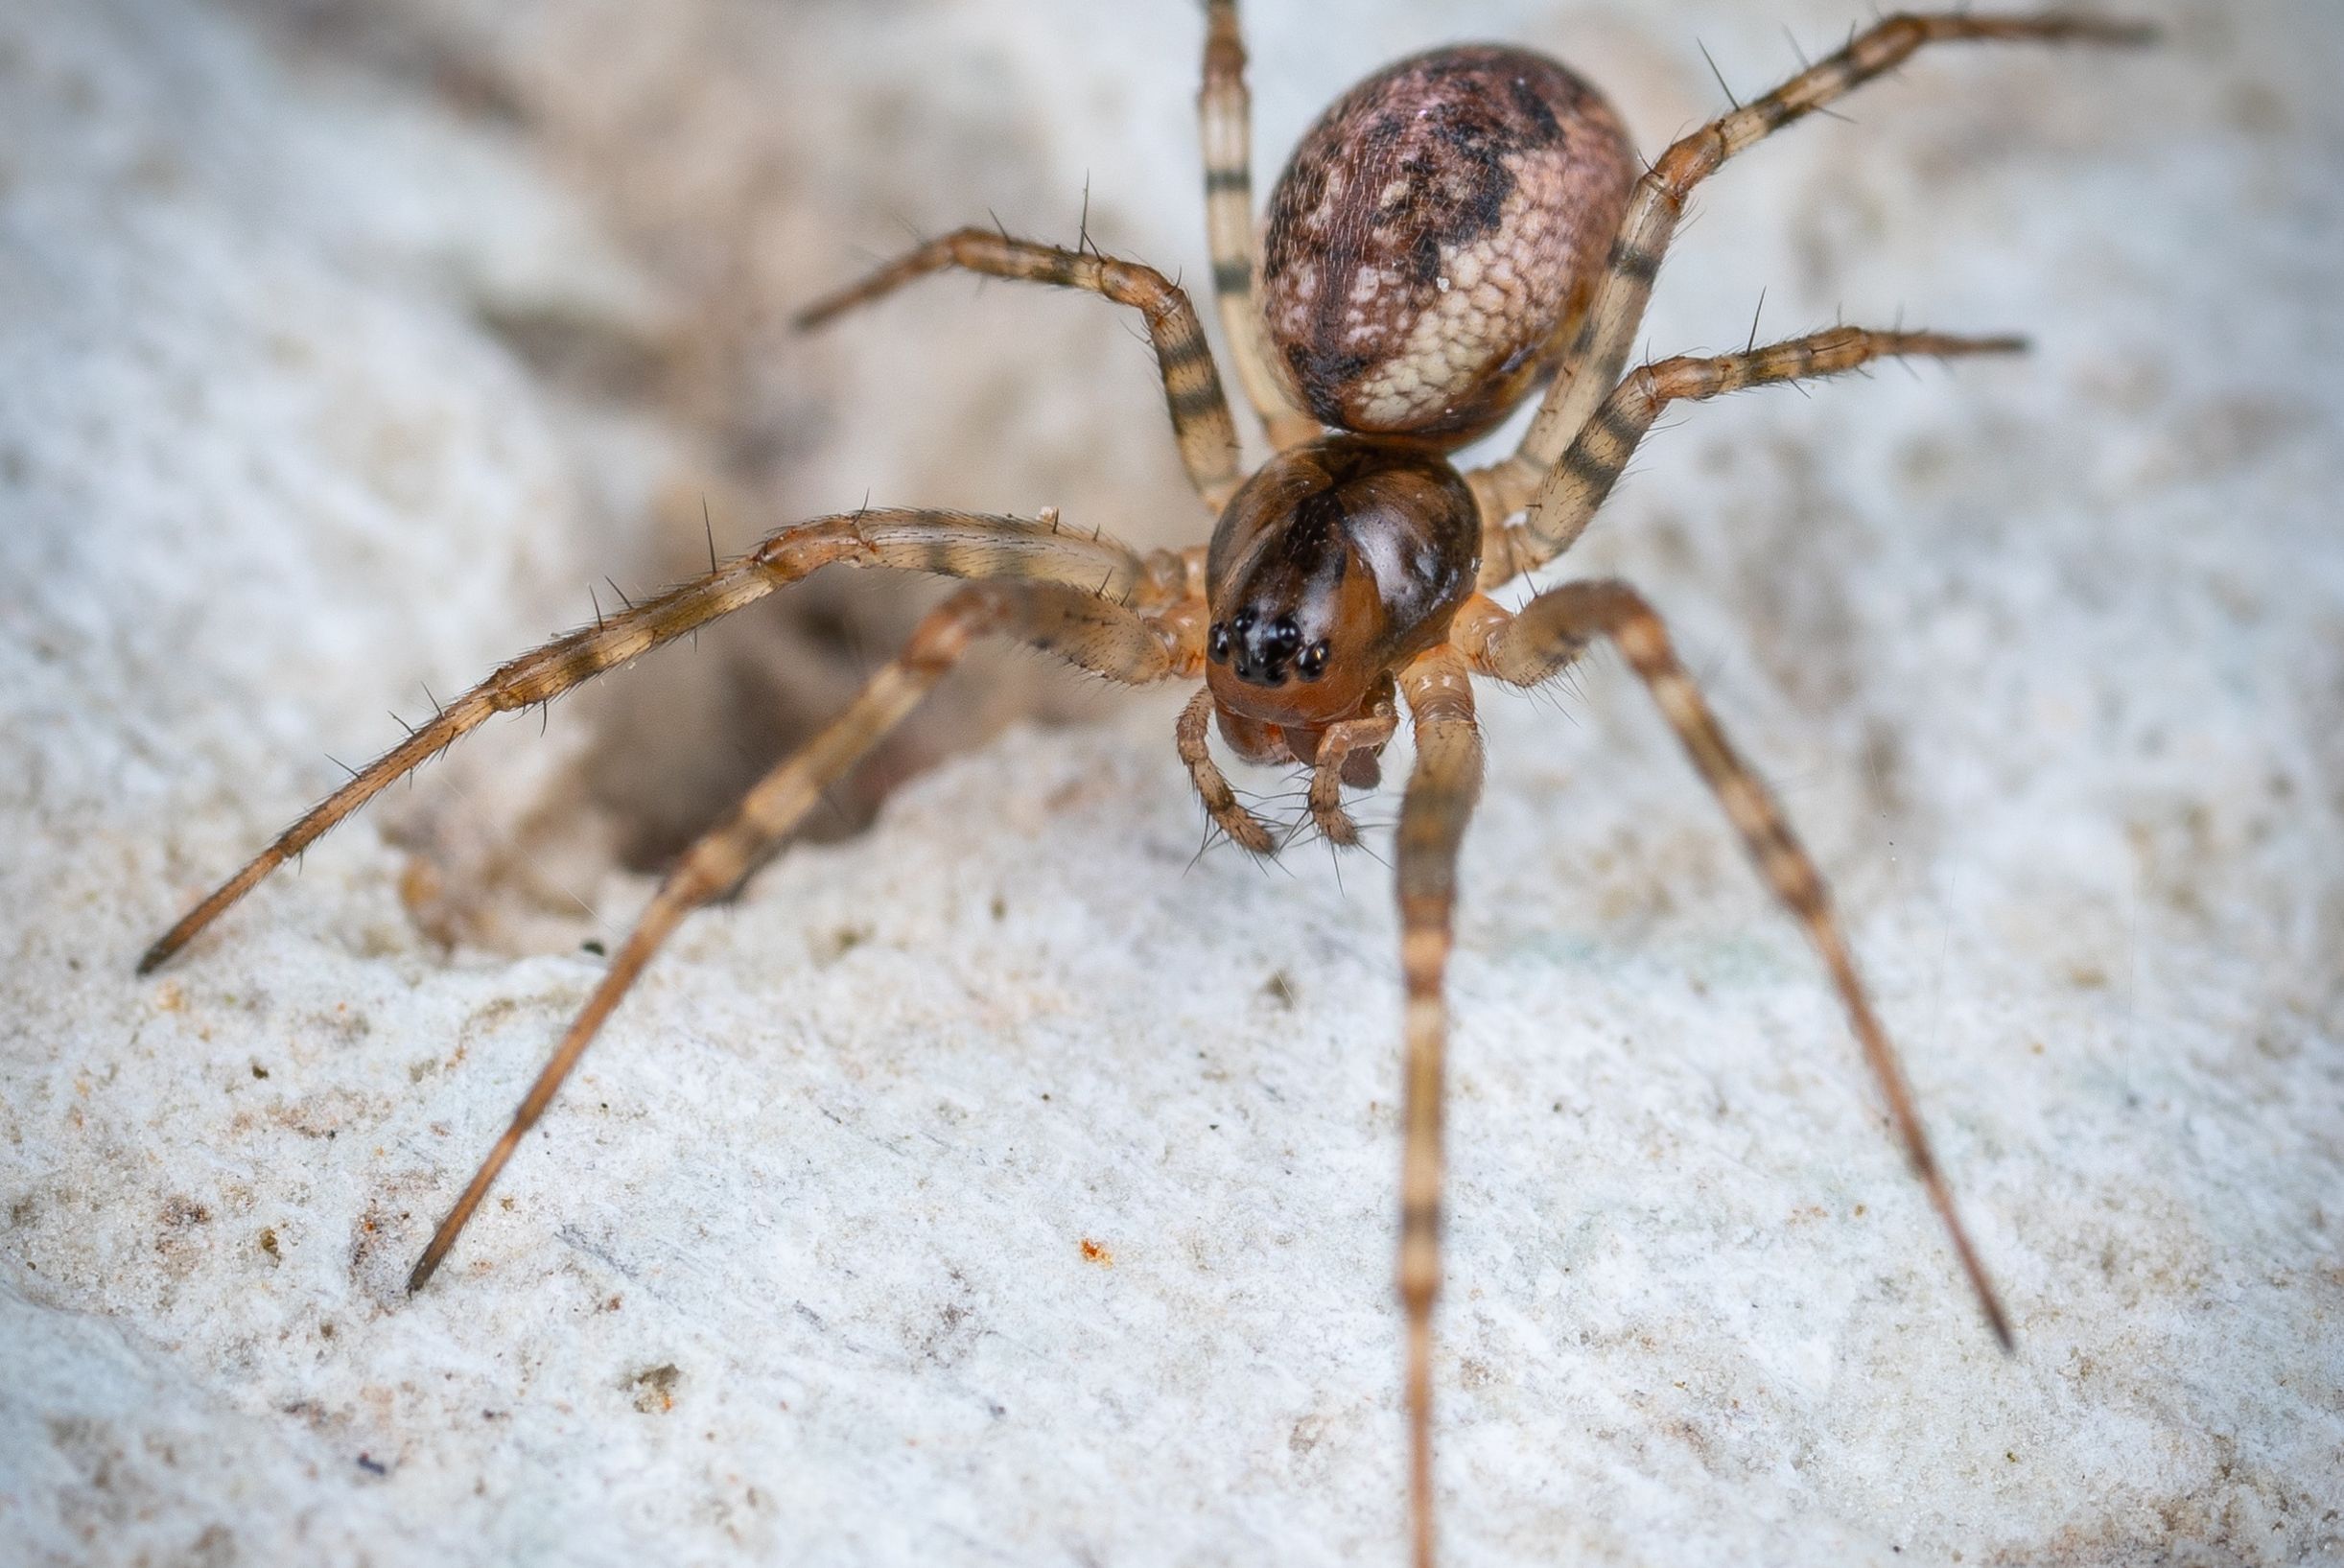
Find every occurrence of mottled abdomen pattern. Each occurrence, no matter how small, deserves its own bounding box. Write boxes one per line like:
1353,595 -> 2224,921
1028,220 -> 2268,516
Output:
1259,46 -> 1636,446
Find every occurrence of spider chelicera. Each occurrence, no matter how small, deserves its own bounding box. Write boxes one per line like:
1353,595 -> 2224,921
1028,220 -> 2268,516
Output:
140,6 -> 2147,1562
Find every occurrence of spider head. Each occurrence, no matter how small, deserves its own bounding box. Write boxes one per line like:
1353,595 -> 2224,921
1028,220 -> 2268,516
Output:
1204,435 -> 1479,729
1209,569 -> 1372,693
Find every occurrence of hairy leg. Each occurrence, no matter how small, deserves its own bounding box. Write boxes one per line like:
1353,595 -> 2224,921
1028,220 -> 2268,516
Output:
140,508 -> 1164,972
1175,685 -> 1276,854
1303,699 -> 1398,848
1391,644 -> 1485,1568
1199,0 -> 1319,449
408,579 -> 1184,1291
1476,11 -> 2149,520
1474,326 -> 2023,587
798,228 -> 1245,510
1454,582 -> 2011,1346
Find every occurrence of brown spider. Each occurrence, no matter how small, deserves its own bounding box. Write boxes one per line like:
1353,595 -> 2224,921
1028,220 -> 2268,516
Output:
140,6 -> 2148,1563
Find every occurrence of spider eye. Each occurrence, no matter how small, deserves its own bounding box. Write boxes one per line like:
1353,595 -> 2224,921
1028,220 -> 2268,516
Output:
1298,640 -> 1330,680
1207,622 -> 1231,664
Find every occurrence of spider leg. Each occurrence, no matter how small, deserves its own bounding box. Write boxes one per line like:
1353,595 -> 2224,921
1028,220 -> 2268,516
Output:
140,507 -> 1168,973
1453,582 -> 2013,1348
797,229 -> 1246,511
1199,0 -> 1319,450
1390,644 -> 1485,1568
1475,325 -> 2024,587
407,579 -> 1186,1292
1473,11 -> 2150,520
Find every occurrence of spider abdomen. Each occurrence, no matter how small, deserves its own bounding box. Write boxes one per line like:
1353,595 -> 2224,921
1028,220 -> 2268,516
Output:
1259,45 -> 1637,447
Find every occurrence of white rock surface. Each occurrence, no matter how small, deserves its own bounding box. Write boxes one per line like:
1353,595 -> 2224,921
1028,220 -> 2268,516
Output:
2,1 -> 2339,1564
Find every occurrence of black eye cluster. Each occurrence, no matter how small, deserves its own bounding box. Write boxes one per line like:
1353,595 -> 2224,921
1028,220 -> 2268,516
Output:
1208,608 -> 1332,685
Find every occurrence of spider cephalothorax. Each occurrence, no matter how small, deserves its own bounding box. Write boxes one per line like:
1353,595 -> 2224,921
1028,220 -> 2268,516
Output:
140,8 -> 2147,1565
1204,435 -> 1477,746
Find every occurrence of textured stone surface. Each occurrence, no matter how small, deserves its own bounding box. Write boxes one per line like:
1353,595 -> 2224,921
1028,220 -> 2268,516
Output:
2,1 -> 2339,1564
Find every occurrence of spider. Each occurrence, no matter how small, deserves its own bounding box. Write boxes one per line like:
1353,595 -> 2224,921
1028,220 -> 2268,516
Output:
140,6 -> 2148,1562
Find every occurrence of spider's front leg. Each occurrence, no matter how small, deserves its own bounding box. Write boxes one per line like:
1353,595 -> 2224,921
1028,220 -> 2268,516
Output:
138,507 -> 1163,972
1389,644 -> 1486,1568
1451,582 -> 2012,1348
1475,10 -> 2151,521
408,577 -> 1190,1291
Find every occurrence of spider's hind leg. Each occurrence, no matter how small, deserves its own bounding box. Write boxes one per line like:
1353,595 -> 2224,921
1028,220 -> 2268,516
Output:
798,228 -> 1245,511
408,577 -> 1189,1292
1198,0 -> 1318,450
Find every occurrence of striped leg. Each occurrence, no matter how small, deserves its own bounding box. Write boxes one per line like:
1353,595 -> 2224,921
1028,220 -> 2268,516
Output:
1454,582 -> 2012,1347
1475,326 -> 2023,587
1475,11 -> 2151,520
1199,0 -> 1319,450
1391,644 -> 1485,1568
139,508 -> 1159,973
798,229 -> 1245,510
407,579 -> 1184,1292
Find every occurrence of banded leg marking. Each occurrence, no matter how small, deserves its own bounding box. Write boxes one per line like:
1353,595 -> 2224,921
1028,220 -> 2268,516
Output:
139,508 -> 1152,973
799,228 -> 1245,509
1477,326 -> 2024,587
1199,0 -> 1318,448
1458,581 -> 2012,1348
406,579 -> 1183,1292
1479,10 -> 2151,521
1392,644 -> 1485,1568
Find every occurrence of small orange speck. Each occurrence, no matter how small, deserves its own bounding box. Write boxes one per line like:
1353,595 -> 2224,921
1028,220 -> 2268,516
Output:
154,981 -> 185,1013
1079,1238 -> 1113,1266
